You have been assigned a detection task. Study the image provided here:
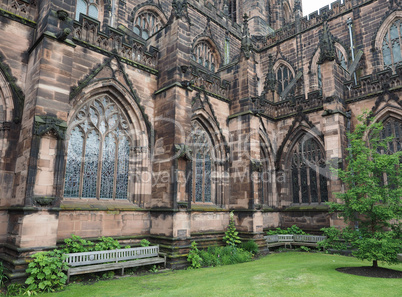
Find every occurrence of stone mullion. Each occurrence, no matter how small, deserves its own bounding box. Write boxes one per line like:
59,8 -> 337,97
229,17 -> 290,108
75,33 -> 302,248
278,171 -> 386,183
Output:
112,136 -> 119,200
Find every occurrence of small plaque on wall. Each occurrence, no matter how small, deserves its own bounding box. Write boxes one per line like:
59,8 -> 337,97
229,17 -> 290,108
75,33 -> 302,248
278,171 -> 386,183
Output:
177,229 -> 187,238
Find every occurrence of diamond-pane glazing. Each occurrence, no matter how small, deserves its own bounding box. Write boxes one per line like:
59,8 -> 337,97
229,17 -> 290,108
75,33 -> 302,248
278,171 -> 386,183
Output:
82,130 -> 99,198
64,95 -> 131,200
64,127 -> 83,197
100,134 -> 116,199
116,135 -> 130,199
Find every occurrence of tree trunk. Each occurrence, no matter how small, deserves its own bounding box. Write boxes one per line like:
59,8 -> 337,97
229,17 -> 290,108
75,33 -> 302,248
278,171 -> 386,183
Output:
373,260 -> 378,268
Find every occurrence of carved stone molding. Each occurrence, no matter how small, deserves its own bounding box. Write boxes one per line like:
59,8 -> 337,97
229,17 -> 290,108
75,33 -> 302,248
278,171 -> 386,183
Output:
34,115 -> 67,140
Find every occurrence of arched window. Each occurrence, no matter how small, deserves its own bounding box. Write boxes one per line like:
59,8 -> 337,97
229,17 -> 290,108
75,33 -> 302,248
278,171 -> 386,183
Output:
133,11 -> 163,40
291,137 -> 328,204
75,0 -> 99,21
188,122 -> 214,203
380,118 -> 402,154
382,19 -> 402,69
276,64 -> 294,100
191,41 -> 217,72
228,0 -> 237,23
64,95 -> 131,200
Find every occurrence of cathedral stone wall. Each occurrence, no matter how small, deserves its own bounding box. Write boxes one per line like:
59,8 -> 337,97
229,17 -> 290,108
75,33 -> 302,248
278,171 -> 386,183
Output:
0,0 -> 401,279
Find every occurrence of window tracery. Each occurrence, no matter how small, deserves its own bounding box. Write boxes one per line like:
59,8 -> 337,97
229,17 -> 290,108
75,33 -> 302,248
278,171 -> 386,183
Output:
64,95 -> 130,200
228,0 -> 237,23
382,19 -> 402,70
291,137 -> 328,204
75,0 -> 99,21
133,11 -> 163,40
191,41 -> 217,72
276,64 -> 294,100
380,118 -> 402,154
188,122 -> 214,203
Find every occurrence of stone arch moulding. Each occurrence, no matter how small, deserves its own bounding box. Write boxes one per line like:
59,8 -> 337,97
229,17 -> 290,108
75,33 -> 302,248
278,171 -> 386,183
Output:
69,80 -> 150,149
259,128 -> 275,169
191,110 -> 227,162
273,59 -> 295,77
130,4 -> 168,39
373,11 -> 402,52
0,53 -> 24,123
64,82 -> 151,204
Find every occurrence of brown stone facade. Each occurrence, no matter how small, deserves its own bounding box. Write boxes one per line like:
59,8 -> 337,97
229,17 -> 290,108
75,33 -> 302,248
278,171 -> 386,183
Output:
0,0 -> 401,280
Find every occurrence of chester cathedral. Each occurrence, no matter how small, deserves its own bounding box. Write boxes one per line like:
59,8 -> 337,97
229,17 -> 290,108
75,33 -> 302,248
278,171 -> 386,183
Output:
0,0 -> 401,279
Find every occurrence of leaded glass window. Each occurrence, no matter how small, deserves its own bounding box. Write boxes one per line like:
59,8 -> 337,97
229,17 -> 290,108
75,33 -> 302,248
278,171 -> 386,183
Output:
317,64 -> 322,89
380,118 -> 402,154
64,95 -> 131,200
188,122 -> 214,203
191,41 -> 217,72
377,118 -> 402,188
291,137 -> 328,204
382,19 -> 402,70
75,0 -> 99,21
276,65 -> 294,100
228,0 -> 237,23
133,11 -> 163,40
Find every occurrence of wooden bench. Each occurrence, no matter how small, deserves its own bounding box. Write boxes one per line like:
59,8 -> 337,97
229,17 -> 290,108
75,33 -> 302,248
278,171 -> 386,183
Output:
264,234 -> 327,249
64,246 -> 166,282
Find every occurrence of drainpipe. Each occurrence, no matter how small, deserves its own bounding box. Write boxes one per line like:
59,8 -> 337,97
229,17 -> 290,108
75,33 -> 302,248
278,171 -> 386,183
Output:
347,18 -> 357,85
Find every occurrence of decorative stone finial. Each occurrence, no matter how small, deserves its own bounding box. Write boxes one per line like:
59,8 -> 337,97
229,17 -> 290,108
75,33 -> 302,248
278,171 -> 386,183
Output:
263,54 -> 276,95
317,21 -> 336,64
241,14 -> 252,59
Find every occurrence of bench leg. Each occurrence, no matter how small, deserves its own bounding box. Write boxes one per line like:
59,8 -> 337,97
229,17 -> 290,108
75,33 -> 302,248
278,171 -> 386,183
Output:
121,267 -> 124,276
67,270 -> 70,284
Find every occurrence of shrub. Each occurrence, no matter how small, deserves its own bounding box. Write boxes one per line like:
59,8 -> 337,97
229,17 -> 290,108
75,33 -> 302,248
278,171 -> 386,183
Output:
94,237 -> 121,251
140,239 -> 151,247
266,225 -> 307,235
187,241 -> 202,269
62,234 -> 94,253
25,249 -> 68,293
199,246 -> 252,267
223,211 -> 241,247
318,227 -> 354,251
240,240 -> 259,255
0,261 -> 8,289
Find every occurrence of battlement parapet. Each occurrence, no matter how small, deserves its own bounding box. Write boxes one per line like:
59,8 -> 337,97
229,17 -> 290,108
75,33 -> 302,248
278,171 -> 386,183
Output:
255,0 -> 374,50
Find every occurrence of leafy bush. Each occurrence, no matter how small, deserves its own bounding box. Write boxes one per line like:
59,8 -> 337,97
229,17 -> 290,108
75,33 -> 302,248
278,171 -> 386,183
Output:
25,249 -> 68,293
318,227 -> 357,252
140,239 -> 151,247
266,225 -> 307,235
299,246 -> 311,252
0,261 -> 8,289
62,234 -> 94,253
240,240 -> 259,255
223,211 -> 241,246
94,237 -> 121,251
199,246 -> 252,267
187,241 -> 202,269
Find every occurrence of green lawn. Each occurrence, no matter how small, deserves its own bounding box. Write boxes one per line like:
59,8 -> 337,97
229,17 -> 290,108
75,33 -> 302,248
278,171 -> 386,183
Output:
39,252 -> 402,297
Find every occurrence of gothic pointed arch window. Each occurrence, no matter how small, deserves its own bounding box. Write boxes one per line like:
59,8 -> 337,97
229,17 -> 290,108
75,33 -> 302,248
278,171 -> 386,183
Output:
377,117 -> 402,187
188,121 -> 214,203
133,10 -> 164,40
75,0 -> 100,21
382,19 -> 402,70
276,64 -> 294,101
379,117 -> 402,154
64,95 -> 131,200
191,40 -> 219,72
291,137 -> 328,204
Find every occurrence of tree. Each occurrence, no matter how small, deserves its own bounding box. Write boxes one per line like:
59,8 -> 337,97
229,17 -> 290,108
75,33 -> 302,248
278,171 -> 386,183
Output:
327,112 -> 402,267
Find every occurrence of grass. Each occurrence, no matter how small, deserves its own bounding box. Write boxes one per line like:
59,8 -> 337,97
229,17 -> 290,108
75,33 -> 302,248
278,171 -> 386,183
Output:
38,252 -> 402,297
